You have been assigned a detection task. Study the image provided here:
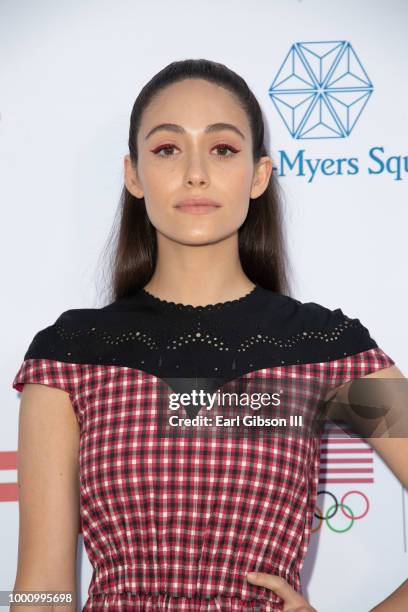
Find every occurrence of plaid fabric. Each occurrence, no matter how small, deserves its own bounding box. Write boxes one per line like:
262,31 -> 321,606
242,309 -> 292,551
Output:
12,346 -> 394,611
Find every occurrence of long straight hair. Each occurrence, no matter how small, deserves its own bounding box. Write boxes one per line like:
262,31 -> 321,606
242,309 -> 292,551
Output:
99,59 -> 293,303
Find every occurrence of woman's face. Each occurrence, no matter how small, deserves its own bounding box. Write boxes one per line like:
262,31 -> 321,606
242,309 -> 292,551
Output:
124,78 -> 272,246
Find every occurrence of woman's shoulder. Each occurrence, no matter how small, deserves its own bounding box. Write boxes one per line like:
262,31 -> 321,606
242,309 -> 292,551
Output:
258,289 -> 395,375
260,288 -> 382,358
263,289 -> 368,328
288,296 -> 365,332
12,307 -> 104,404
21,306 -> 109,362
20,294 -> 146,363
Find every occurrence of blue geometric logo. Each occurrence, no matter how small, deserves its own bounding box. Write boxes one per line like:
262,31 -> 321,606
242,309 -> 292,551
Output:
268,41 -> 374,139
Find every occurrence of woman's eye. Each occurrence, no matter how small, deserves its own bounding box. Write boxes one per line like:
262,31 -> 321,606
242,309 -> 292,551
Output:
152,144 -> 177,156
213,144 -> 239,158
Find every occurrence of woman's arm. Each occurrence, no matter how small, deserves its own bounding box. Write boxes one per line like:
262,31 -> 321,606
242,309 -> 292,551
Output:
325,364 -> 408,610
11,384 -> 80,611
364,364 -> 408,611
248,364 -> 408,611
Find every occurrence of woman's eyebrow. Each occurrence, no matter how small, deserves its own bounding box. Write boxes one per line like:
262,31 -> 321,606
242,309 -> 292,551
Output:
144,122 -> 246,141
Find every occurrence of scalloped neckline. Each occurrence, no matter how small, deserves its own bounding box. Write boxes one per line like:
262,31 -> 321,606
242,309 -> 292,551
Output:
140,284 -> 260,312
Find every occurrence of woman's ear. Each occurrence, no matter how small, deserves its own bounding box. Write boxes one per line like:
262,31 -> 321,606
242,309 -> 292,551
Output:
124,154 -> 144,198
250,156 -> 273,199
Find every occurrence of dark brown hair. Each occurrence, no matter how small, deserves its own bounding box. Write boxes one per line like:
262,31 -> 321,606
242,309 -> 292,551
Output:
99,58 -> 292,303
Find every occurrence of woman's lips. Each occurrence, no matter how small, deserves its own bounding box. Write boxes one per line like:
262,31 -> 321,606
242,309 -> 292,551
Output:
175,204 -> 220,214
174,199 -> 221,215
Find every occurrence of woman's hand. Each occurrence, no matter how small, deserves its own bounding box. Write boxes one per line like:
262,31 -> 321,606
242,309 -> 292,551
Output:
246,572 -> 318,611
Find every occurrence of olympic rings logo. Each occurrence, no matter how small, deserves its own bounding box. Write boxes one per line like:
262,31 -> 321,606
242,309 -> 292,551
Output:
312,490 -> 370,533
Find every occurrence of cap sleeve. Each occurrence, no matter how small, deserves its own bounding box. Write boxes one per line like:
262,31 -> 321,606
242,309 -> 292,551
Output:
324,307 -> 395,389
315,307 -> 401,438
12,311 -> 84,426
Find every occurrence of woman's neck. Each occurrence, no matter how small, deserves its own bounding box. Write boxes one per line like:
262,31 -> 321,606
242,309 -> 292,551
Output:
142,278 -> 256,309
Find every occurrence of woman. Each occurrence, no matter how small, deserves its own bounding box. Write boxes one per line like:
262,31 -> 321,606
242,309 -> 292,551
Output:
12,59 -> 408,611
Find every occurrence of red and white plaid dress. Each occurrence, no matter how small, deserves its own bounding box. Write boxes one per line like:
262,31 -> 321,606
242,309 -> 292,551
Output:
12,285 -> 395,611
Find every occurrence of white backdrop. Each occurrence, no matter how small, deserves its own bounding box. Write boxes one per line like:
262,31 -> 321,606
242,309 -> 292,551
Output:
2,1 -> 407,610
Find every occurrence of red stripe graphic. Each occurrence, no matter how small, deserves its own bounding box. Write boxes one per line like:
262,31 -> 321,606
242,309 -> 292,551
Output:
319,423 -> 374,485
0,451 -> 18,502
